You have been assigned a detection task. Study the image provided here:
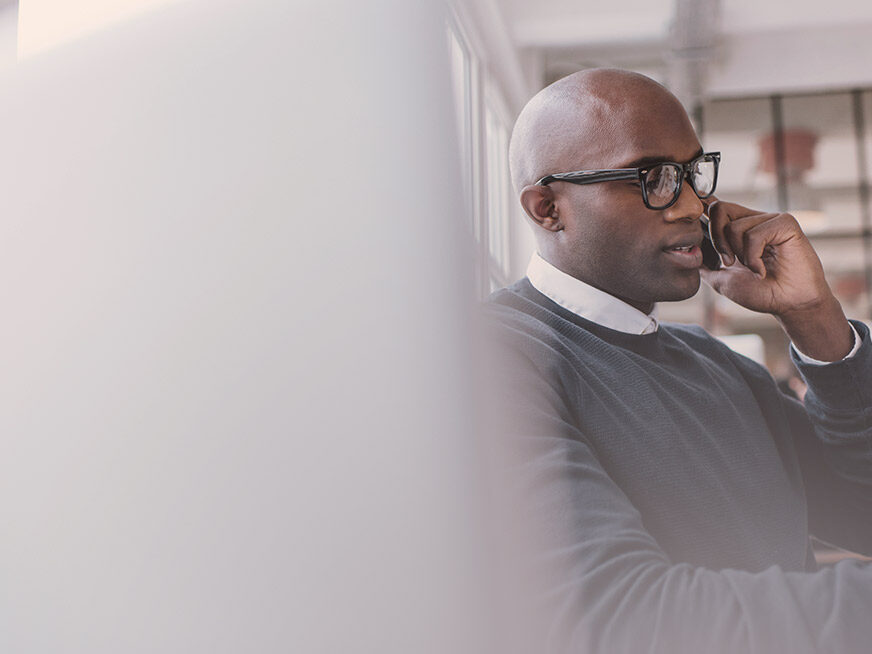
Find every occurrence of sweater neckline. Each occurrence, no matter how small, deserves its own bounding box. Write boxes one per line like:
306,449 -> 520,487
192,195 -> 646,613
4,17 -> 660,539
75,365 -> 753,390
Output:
514,277 -> 663,351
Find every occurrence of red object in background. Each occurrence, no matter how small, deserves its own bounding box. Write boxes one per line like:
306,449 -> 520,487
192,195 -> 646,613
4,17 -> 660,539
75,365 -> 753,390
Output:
833,273 -> 866,300
758,129 -> 818,181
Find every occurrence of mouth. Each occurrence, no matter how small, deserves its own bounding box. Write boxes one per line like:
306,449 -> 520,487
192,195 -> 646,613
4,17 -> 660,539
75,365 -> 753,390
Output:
663,239 -> 704,269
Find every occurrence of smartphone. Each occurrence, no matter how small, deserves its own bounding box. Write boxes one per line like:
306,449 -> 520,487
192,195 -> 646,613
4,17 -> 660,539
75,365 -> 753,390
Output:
700,216 -> 721,270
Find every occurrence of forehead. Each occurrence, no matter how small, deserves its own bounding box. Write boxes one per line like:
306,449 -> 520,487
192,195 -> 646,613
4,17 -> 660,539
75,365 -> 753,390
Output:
612,129 -> 702,169
567,85 -> 702,169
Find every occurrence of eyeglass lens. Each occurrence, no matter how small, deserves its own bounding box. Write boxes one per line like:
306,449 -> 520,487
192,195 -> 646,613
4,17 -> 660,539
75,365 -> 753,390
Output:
644,156 -> 716,209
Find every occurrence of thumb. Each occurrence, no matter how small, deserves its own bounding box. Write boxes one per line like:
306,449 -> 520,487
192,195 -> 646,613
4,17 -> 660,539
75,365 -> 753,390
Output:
699,267 -> 729,295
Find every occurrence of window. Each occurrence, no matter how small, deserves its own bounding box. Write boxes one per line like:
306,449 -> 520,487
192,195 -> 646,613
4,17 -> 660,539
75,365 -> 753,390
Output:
447,26 -> 475,235
446,16 -> 516,297
485,99 -> 511,283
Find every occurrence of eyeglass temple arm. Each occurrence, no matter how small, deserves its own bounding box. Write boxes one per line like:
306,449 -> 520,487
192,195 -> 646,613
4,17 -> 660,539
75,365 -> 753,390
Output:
536,169 -> 639,186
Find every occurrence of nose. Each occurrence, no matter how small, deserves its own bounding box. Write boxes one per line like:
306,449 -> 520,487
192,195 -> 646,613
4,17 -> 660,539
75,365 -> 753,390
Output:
662,177 -> 704,222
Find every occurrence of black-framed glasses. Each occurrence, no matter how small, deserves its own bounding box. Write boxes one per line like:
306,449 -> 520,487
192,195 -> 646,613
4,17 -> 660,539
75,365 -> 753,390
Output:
535,151 -> 721,210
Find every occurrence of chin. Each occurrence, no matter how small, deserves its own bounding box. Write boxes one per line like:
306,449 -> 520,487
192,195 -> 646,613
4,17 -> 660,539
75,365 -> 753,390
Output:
658,274 -> 702,303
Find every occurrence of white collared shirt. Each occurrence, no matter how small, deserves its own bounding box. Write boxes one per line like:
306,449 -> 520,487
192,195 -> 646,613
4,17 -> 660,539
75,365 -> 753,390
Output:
526,252 -> 659,335
525,252 -> 859,364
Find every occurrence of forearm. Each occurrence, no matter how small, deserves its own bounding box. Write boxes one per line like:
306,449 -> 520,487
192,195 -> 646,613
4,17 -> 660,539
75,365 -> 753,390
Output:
790,320 -> 872,552
549,550 -> 872,654
507,428 -> 872,654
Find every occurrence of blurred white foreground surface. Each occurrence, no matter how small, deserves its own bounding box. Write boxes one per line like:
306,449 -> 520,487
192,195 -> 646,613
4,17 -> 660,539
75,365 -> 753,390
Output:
0,1 -> 487,652
18,0 -> 183,58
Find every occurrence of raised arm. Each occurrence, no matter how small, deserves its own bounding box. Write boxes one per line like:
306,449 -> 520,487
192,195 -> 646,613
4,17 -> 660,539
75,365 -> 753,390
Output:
701,198 -> 872,554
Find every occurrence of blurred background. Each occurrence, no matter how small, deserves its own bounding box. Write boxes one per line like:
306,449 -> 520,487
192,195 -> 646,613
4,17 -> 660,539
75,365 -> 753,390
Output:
447,0 -> 872,395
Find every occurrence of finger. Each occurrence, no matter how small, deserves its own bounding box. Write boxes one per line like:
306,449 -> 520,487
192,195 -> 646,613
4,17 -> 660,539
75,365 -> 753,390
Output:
741,213 -> 803,278
698,267 -> 724,293
699,266 -> 739,296
706,198 -> 767,220
704,199 -> 734,265
699,264 -> 756,297
706,199 -> 772,266
722,212 -> 779,273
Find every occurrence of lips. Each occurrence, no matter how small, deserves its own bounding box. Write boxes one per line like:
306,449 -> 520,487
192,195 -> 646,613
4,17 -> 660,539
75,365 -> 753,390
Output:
663,234 -> 704,268
663,234 -> 704,252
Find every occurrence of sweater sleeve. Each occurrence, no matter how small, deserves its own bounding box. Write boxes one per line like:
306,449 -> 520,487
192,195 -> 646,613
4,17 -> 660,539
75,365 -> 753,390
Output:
486,321 -> 872,654
786,319 -> 872,556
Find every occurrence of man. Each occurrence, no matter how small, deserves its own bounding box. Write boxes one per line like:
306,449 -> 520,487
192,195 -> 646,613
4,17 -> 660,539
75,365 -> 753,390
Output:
484,68 -> 872,653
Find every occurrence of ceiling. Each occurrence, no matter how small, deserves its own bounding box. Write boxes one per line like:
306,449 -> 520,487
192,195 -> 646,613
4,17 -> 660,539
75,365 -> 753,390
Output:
501,0 -> 872,48
495,0 -> 872,102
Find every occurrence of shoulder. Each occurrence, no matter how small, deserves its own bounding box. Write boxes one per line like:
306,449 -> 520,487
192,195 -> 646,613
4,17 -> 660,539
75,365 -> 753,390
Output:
483,279 -> 563,344
481,280 -> 589,390
483,279 -> 593,359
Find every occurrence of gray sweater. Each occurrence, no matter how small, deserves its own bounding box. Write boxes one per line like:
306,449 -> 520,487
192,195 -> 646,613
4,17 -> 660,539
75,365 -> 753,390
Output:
484,277 -> 872,654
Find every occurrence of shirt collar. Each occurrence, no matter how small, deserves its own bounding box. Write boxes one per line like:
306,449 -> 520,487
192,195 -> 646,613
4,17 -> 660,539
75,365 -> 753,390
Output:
526,252 -> 659,335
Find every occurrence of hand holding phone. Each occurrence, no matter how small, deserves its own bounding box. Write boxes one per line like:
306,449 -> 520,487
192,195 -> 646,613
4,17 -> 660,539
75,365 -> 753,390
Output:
700,197 -> 853,361
700,197 -> 833,314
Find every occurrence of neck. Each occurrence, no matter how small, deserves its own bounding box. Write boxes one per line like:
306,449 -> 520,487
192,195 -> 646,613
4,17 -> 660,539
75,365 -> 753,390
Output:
539,254 -> 654,315
621,297 -> 655,315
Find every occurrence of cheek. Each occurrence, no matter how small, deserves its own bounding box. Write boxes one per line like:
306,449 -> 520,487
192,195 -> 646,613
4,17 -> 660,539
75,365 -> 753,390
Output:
562,190 -> 657,267
571,222 -> 651,281
574,204 -> 650,259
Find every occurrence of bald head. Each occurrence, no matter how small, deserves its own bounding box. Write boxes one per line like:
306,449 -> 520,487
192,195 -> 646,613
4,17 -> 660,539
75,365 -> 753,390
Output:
508,69 -> 691,194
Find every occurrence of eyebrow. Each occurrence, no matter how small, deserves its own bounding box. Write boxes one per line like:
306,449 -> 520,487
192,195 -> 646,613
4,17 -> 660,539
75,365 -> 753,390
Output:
621,148 -> 705,169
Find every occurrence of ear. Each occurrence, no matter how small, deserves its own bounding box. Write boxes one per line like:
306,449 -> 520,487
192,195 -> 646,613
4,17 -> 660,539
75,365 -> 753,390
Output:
520,185 -> 563,232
